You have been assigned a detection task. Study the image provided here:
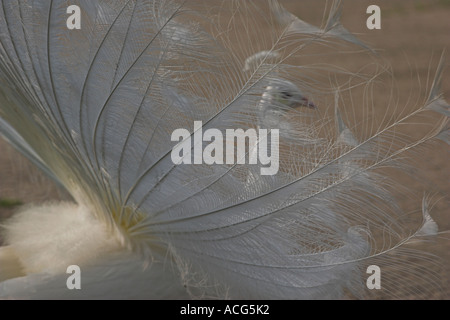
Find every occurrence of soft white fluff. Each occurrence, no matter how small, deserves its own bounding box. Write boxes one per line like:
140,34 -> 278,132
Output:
0,202 -> 191,299
2,202 -> 120,275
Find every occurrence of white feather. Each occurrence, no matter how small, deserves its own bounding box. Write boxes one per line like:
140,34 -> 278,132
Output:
0,0 -> 448,299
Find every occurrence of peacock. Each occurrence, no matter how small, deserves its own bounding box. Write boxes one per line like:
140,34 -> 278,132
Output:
0,0 -> 448,299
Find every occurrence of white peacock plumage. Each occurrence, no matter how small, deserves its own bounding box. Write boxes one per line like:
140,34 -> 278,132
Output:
0,0 -> 448,299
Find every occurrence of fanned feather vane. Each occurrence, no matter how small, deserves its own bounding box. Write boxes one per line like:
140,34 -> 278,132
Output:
0,0 -> 448,299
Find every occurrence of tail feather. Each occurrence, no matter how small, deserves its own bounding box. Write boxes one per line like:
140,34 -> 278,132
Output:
0,0 -> 448,299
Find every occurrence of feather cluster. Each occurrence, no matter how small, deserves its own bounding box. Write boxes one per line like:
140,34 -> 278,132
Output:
0,0 -> 448,299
